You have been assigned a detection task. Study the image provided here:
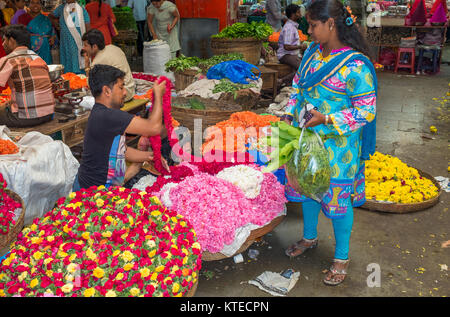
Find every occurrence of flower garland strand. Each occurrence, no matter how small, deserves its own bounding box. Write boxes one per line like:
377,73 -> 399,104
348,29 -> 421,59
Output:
0,173 -> 21,235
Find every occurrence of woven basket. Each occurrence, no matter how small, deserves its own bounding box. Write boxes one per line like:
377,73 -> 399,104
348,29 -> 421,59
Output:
361,169 -> 442,213
174,70 -> 200,92
184,280 -> 198,297
202,214 -> 286,261
210,37 -> 262,65
171,96 -> 243,134
0,189 -> 25,250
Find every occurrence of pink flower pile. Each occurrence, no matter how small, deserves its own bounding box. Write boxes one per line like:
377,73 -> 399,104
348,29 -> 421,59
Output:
149,164 -> 287,254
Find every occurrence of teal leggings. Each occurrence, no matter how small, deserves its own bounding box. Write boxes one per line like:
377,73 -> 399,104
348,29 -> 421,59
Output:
302,200 -> 354,260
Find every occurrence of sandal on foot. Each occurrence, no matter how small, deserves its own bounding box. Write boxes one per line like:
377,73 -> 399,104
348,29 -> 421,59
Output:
285,238 -> 318,258
323,259 -> 350,286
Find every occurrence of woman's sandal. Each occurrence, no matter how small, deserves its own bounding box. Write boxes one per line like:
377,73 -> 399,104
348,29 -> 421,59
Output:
323,259 -> 350,286
285,238 -> 318,258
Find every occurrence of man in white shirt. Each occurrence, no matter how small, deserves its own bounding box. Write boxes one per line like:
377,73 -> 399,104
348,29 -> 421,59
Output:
82,29 -> 136,101
127,0 -> 149,56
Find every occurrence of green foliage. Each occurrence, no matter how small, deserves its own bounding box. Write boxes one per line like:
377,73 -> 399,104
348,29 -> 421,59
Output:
112,6 -> 137,31
211,22 -> 273,40
212,79 -> 256,99
165,53 -> 244,73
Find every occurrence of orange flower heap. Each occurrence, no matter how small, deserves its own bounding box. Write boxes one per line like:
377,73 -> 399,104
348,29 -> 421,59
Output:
202,111 -> 279,153
0,139 -> 19,155
61,73 -> 88,90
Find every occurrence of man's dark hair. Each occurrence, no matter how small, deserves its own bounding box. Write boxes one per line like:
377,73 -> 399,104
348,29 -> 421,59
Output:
286,4 -> 300,19
82,29 -> 105,50
89,64 -> 125,98
2,25 -> 30,48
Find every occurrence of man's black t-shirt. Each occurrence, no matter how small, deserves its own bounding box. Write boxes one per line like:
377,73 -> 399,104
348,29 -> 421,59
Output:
78,103 -> 134,189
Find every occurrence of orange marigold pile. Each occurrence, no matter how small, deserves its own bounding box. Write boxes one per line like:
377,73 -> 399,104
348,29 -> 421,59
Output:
202,112 -> 279,153
61,73 -> 88,90
0,139 -> 19,155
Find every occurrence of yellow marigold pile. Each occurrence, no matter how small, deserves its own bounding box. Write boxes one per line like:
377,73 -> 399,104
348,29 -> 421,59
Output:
365,152 -> 439,204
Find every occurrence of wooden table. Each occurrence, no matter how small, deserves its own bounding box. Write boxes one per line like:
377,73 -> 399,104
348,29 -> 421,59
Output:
11,112 -> 90,148
253,65 -> 278,100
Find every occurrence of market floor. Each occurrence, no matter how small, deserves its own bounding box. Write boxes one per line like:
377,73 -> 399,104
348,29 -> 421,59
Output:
194,64 -> 450,297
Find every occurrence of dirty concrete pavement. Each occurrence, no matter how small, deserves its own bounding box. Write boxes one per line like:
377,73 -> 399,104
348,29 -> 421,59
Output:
195,65 -> 450,298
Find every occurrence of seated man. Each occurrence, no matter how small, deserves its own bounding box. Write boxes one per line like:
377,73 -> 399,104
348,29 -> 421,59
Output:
73,64 -> 169,191
0,24 -> 55,127
276,4 -> 308,88
81,29 -> 136,102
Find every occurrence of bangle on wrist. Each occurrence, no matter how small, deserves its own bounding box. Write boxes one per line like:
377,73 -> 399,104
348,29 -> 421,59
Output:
325,114 -> 329,125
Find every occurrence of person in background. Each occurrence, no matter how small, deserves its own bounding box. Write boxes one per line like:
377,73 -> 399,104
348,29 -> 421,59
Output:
73,64 -> 168,191
10,0 -> 26,24
1,1 -> 15,25
0,25 -> 55,127
19,0 -> 56,64
82,28 -> 135,101
50,0 -> 90,74
283,0 -> 377,286
0,8 -> 6,58
85,0 -> 116,46
277,4 -> 307,88
147,0 -> 180,58
266,0 -> 287,32
127,0 -> 149,56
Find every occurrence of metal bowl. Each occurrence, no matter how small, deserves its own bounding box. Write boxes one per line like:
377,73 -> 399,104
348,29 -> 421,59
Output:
48,64 -> 64,82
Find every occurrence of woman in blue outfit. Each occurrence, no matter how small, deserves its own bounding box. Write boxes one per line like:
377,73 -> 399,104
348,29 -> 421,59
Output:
282,0 -> 377,286
51,0 -> 90,74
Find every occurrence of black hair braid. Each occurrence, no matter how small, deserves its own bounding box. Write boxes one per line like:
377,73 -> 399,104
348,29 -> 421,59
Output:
98,0 -> 102,17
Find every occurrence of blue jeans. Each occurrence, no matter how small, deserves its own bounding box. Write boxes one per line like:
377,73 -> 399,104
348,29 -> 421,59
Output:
302,200 -> 354,260
72,173 -> 81,192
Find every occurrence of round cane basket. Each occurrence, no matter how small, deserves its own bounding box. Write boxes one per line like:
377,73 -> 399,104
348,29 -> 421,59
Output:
171,96 -> 244,134
202,214 -> 286,261
0,189 -> 25,250
210,37 -> 262,66
174,69 -> 199,92
361,169 -> 442,213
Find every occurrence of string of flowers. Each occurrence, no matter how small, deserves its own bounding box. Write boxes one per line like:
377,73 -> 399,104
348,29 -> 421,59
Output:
0,186 -> 201,297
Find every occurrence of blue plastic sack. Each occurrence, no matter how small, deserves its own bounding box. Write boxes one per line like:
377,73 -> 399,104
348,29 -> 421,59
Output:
206,60 -> 261,84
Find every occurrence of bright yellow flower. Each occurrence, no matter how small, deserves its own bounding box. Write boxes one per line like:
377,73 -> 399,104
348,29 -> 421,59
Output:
93,267 -> 105,279
84,288 -> 96,297
148,250 -> 156,258
121,250 -> 134,262
30,279 -> 39,288
151,210 -> 161,217
140,267 -> 150,278
102,231 -> 112,238
130,288 -> 140,297
124,263 -> 134,271
150,273 -> 158,281
155,265 -> 164,272
33,251 -> 44,261
116,272 -> 124,280
172,283 -> 180,293
96,199 -> 105,208
113,250 -> 120,257
67,263 -> 78,274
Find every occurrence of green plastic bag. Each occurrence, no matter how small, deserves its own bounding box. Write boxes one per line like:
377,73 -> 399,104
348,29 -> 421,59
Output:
285,128 -> 331,202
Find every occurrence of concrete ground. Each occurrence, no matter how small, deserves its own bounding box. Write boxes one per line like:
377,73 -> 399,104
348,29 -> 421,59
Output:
193,55 -> 450,297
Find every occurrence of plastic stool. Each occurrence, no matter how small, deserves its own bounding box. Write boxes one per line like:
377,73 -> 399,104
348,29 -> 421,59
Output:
416,45 -> 440,74
394,47 -> 415,74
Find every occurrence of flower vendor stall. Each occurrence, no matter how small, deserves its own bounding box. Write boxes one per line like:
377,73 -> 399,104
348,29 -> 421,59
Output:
362,152 -> 442,213
0,186 -> 201,297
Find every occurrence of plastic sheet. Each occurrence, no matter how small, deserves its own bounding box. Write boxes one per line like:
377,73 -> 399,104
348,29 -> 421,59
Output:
0,126 -> 79,225
285,128 -> 331,202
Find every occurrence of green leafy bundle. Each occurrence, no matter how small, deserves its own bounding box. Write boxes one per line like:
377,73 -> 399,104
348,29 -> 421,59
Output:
165,53 -> 244,73
212,79 -> 256,98
262,121 -> 331,201
212,22 -> 273,40
112,7 -> 137,31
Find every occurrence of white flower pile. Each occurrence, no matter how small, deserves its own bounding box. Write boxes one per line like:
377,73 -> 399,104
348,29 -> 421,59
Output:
216,165 -> 264,199
159,182 -> 179,208
132,174 -> 157,192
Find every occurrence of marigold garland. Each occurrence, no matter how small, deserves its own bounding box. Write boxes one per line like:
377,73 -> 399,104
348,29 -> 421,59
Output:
0,139 -> 19,155
0,186 -> 201,297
